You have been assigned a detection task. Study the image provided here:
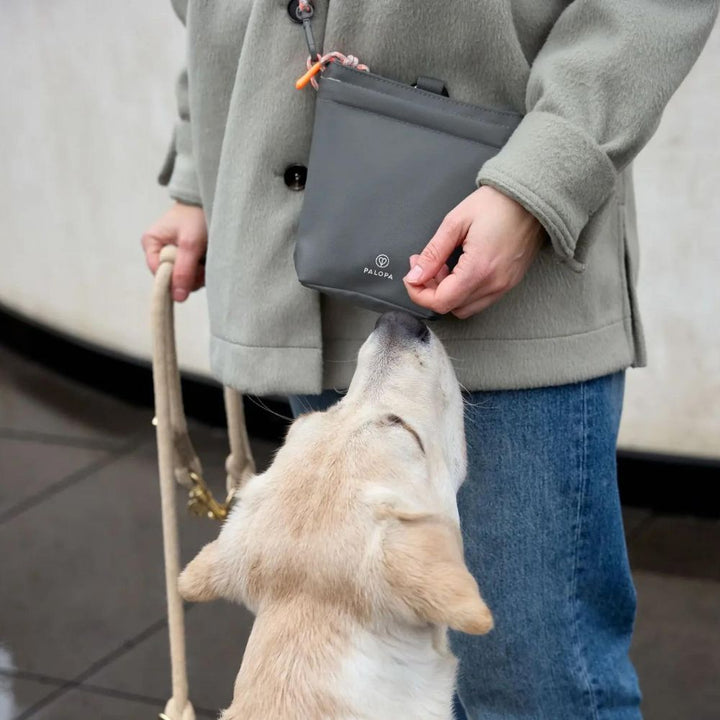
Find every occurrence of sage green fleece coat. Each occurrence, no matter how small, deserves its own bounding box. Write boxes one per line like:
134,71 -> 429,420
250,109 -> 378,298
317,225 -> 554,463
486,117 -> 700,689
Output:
160,0 -> 718,395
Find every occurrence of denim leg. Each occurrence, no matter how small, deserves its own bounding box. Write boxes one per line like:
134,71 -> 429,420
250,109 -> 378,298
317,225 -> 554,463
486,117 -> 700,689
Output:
452,372 -> 642,720
289,375 -> 641,719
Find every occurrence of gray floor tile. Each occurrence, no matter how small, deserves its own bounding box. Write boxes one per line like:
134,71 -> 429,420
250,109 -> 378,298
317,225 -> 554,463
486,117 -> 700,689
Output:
86,599 -> 253,716
631,570 -> 720,720
72,429 -> 272,714
0,670 -> 58,720
0,442 -> 223,680
622,506 -> 651,538
629,514 -> 720,581
22,686 -> 164,720
0,347 -> 150,448
0,439 -> 106,519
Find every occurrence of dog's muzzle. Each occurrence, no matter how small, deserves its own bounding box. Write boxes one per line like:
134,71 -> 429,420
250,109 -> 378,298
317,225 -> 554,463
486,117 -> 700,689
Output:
374,311 -> 430,343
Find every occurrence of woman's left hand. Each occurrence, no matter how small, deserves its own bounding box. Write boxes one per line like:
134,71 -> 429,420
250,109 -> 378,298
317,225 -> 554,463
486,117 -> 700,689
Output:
403,186 -> 543,318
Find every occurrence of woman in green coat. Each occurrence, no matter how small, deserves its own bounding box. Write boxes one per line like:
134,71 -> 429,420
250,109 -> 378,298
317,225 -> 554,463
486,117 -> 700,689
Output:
142,2 -> 718,717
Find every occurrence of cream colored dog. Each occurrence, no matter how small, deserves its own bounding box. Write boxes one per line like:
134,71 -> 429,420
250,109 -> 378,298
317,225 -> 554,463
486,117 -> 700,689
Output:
179,311 -> 492,720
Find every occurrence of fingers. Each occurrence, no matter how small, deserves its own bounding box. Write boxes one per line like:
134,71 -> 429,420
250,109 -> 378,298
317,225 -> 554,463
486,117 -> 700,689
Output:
404,212 -> 469,286
191,265 -> 206,292
407,255 -> 450,288
141,204 -> 208,301
451,290 -> 504,319
404,252 -> 488,315
141,233 -> 163,275
172,235 -> 206,302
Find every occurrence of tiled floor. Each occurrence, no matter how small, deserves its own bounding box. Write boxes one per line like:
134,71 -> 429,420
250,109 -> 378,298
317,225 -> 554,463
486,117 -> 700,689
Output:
0,343 -> 719,719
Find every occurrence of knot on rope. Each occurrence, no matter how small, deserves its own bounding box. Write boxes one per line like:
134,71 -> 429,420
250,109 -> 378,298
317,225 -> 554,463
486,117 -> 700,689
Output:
226,452 -> 256,491
159,245 -> 178,265
303,52 -> 370,90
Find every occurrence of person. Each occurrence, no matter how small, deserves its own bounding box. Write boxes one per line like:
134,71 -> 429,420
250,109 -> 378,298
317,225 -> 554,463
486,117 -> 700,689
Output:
142,2 -> 718,718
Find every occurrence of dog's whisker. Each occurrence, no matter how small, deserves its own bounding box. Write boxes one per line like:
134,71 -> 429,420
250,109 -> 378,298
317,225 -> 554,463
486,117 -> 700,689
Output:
246,395 -> 295,423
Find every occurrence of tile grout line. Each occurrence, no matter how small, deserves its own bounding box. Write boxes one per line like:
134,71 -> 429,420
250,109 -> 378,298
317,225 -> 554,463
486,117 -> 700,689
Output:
11,615 -> 170,720
0,435 -> 149,525
11,605 -> 223,720
626,511 -> 656,546
0,665 -> 217,718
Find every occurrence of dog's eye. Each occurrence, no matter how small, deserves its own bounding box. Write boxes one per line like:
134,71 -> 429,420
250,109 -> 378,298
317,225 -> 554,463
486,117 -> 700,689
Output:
383,414 -> 425,454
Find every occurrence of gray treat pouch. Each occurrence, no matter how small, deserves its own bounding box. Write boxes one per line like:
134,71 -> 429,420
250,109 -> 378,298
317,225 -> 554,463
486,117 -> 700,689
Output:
294,62 -> 522,318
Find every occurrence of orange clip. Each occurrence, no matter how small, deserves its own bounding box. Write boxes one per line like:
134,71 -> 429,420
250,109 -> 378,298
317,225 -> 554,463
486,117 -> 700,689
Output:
296,60 -> 324,90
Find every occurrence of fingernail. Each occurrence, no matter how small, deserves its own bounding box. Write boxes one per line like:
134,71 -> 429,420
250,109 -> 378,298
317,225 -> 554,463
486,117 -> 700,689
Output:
173,289 -> 188,302
404,265 -> 423,283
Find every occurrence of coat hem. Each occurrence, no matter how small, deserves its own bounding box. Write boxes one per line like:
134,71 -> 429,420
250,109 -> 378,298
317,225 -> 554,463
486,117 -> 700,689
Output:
210,320 -> 640,395
210,336 -> 323,395
323,318 -> 638,392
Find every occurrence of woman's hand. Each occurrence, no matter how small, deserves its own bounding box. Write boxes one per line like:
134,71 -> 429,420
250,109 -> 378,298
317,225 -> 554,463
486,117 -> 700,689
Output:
403,186 -> 543,318
141,202 -> 207,302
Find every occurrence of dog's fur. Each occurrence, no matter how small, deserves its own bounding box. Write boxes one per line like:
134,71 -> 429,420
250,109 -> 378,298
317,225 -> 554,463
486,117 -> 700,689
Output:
179,314 -> 492,720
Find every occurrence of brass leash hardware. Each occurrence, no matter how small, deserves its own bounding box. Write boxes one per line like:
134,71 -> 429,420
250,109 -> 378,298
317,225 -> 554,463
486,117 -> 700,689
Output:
187,470 -> 234,521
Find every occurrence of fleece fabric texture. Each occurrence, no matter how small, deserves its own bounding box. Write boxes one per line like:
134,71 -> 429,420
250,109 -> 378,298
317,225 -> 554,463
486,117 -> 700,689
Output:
161,0 -> 718,395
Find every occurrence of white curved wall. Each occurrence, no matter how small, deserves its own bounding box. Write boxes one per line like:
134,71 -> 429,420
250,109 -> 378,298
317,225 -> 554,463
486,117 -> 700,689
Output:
0,4 -> 718,459
0,1 -> 211,375
621,19 -> 720,460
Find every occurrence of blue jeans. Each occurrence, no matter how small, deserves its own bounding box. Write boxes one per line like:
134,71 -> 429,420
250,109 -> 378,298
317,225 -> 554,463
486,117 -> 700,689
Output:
288,372 -> 642,719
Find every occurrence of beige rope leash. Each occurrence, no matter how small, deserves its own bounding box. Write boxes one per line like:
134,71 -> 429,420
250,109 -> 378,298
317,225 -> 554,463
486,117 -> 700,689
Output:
151,245 -> 255,720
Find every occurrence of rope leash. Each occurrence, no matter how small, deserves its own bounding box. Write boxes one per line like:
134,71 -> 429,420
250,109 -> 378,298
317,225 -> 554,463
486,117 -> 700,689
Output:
152,246 -> 255,719
152,3 -> 364,712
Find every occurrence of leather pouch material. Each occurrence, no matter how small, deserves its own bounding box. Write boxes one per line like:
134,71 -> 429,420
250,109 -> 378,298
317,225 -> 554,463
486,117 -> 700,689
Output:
294,63 -> 522,319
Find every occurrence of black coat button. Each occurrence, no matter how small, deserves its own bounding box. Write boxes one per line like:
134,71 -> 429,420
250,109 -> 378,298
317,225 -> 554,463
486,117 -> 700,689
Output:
284,164 -> 307,190
287,0 -> 313,24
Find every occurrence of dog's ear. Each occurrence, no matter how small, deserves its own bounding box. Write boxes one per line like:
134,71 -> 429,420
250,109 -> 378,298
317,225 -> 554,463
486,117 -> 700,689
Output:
178,540 -> 222,602
383,515 -> 493,635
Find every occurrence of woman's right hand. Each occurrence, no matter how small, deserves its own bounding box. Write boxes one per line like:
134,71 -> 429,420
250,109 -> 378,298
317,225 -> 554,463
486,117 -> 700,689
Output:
141,202 -> 208,302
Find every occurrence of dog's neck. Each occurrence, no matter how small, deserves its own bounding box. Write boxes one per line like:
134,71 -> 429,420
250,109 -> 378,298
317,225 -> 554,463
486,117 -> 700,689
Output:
221,598 -> 457,720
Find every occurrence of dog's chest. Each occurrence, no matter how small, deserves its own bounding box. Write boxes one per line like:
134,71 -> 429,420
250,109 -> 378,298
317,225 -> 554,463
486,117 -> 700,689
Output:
336,626 -> 457,720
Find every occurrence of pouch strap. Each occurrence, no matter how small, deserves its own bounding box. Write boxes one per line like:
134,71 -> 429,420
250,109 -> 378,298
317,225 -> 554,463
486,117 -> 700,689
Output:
296,1 -> 318,59
413,76 -> 449,97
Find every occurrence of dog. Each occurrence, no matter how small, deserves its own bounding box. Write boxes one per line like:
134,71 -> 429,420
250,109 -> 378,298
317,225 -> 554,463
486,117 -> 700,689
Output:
179,310 -> 492,720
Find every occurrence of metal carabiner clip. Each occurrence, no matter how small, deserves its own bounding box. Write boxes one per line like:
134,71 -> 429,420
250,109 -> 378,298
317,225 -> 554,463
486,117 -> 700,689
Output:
296,1 -> 318,60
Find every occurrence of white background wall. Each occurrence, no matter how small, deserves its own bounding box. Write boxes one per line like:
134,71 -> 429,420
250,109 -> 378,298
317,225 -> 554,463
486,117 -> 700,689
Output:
0,4 -> 718,459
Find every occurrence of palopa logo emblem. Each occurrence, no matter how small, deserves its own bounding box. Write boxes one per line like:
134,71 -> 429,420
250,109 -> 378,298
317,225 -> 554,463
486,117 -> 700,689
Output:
375,254 -> 390,269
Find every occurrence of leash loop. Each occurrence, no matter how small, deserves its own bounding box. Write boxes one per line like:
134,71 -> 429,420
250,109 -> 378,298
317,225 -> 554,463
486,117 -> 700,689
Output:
151,244 -> 256,718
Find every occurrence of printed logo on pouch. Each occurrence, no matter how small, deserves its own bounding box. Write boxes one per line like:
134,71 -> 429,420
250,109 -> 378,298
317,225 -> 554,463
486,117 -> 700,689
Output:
363,254 -> 394,280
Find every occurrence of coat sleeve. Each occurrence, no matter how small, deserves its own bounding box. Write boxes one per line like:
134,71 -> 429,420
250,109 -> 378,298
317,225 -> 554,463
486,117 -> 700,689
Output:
157,0 -> 202,206
477,1 -> 719,269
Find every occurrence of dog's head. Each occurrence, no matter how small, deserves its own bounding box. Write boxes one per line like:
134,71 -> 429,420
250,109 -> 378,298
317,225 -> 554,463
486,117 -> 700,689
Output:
179,311 -> 491,635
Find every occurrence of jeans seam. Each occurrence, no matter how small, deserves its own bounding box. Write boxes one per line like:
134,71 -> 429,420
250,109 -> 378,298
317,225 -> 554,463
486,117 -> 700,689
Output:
569,380 -> 601,720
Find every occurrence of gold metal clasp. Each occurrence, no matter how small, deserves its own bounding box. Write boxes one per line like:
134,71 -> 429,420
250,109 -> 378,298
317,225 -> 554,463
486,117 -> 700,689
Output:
187,471 -> 234,522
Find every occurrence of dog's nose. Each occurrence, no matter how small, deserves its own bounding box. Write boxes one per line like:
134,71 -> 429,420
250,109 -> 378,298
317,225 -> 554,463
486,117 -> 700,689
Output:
375,311 -> 430,342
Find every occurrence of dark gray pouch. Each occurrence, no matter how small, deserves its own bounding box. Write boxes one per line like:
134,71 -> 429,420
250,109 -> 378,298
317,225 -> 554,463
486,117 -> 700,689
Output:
294,62 -> 522,319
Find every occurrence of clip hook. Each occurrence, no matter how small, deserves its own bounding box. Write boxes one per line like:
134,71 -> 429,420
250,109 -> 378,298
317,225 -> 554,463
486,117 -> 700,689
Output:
296,1 -> 318,59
